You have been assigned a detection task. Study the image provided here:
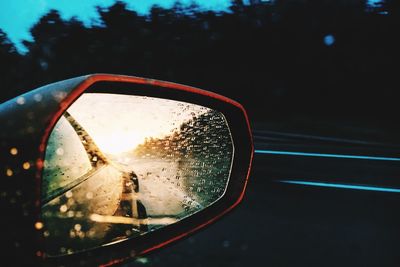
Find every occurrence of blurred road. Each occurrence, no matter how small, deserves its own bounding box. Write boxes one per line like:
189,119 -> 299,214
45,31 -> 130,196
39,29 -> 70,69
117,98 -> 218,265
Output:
125,124 -> 400,267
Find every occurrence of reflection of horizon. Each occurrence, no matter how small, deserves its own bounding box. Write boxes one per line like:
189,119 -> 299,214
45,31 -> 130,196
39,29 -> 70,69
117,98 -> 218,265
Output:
67,93 -> 209,155
75,115 -> 198,155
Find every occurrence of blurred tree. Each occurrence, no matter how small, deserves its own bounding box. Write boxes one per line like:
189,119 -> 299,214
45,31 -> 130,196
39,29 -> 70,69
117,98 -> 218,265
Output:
0,29 -> 22,101
0,0 -> 398,132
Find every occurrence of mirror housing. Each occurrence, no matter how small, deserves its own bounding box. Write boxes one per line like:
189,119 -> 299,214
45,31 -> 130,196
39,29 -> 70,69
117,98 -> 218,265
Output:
0,74 -> 253,266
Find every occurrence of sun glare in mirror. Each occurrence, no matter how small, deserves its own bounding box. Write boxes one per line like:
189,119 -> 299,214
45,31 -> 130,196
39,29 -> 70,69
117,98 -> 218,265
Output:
41,93 -> 234,256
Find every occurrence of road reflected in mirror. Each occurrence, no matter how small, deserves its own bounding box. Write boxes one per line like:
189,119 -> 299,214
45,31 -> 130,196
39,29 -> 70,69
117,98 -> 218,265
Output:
41,93 -> 234,256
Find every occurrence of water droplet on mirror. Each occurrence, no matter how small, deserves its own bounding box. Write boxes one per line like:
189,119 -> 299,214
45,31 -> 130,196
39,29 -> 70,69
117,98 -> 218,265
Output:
67,198 -> 75,206
60,205 -> 67,213
6,169 -> 13,177
69,231 -> 76,238
34,93 -> 42,102
56,148 -> 64,156
74,224 -> 81,232
22,162 -> 31,170
35,222 -> 44,230
10,147 -> 18,156
16,97 -> 25,105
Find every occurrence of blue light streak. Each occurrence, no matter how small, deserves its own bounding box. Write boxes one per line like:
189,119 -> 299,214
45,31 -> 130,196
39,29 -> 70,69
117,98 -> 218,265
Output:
278,180 -> 400,193
255,150 -> 400,161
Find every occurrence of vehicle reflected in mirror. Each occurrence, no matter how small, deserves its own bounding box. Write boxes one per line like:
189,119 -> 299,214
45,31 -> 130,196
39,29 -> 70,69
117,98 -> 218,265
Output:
41,93 -> 234,256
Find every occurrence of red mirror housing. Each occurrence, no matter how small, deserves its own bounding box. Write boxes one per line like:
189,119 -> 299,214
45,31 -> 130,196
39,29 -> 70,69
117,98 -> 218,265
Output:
0,74 -> 253,266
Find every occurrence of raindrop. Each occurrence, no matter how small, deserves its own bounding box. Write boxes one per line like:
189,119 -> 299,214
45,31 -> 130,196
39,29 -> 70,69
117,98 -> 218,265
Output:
10,147 -> 18,156
16,97 -> 25,105
78,231 -> 85,238
67,198 -> 75,206
52,91 -> 67,102
6,169 -> 13,177
86,192 -> 93,199
60,205 -> 68,213
34,94 -> 43,102
22,162 -> 31,170
56,148 -> 64,156
74,224 -> 82,231
69,231 -> 76,238
35,221 -> 44,230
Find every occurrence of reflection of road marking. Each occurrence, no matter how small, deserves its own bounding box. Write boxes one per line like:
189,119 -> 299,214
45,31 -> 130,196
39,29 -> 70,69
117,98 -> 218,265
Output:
126,159 -> 203,216
90,214 -> 178,226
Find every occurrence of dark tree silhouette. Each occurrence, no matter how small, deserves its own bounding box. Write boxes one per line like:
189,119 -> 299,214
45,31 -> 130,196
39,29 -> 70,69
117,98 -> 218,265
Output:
0,30 -> 22,101
0,0 -> 399,133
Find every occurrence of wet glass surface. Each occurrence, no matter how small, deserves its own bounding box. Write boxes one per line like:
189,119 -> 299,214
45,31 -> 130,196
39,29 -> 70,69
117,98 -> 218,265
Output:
41,93 -> 234,256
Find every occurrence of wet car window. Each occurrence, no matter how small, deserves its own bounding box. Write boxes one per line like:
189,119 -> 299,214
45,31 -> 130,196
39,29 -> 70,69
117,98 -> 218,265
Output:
42,115 -> 93,202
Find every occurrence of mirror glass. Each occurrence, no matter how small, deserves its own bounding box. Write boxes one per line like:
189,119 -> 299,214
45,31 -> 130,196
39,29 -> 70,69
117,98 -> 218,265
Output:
41,93 -> 234,256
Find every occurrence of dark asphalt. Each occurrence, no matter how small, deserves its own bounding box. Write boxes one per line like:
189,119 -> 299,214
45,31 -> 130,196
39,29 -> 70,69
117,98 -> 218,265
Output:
125,127 -> 400,267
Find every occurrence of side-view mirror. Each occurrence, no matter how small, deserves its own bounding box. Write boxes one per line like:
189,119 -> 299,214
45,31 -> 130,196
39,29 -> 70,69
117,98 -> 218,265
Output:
0,74 -> 253,266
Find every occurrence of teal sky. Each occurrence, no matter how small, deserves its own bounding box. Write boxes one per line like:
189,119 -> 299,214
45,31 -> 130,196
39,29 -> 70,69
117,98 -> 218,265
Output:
0,0 -> 231,53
